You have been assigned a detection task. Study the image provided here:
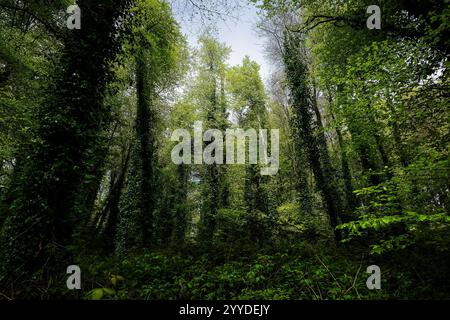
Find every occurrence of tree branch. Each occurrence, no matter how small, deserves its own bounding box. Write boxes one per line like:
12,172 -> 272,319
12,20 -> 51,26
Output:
0,3 -> 61,38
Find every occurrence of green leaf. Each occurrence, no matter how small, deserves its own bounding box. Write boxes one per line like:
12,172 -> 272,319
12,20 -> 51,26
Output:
86,288 -> 104,300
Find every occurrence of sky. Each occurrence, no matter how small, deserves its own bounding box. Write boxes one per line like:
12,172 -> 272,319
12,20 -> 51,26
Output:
173,2 -> 271,82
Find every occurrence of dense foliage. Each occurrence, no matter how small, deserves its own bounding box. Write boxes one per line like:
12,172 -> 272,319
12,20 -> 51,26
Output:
0,0 -> 448,300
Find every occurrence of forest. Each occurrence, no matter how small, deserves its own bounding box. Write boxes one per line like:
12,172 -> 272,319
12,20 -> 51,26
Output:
0,0 -> 449,300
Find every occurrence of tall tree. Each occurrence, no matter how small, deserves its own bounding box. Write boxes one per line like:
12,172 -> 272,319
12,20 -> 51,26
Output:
116,0 -> 186,253
283,32 -> 343,241
194,34 -> 231,242
227,56 -> 271,241
0,0 -> 134,289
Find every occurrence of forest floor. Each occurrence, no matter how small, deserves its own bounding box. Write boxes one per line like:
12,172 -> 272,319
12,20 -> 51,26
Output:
62,240 -> 450,300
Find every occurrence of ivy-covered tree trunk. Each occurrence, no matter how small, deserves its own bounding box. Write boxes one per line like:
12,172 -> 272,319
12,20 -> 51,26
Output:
328,104 -> 357,218
98,144 -> 132,251
198,41 -> 229,243
283,32 -> 342,242
173,164 -> 189,244
199,78 -> 221,242
135,50 -> 155,247
244,163 -> 269,242
0,0 -> 133,287
243,116 -> 269,242
227,56 -> 273,242
218,75 -> 230,207
76,142 -> 112,240
116,49 -> 156,253
290,114 -> 313,216
311,83 -> 344,216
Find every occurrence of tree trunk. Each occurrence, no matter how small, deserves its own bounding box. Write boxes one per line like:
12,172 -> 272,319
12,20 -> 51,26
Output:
0,0 -> 132,287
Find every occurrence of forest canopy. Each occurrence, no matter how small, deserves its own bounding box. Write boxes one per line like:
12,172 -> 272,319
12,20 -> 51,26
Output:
0,0 -> 449,300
